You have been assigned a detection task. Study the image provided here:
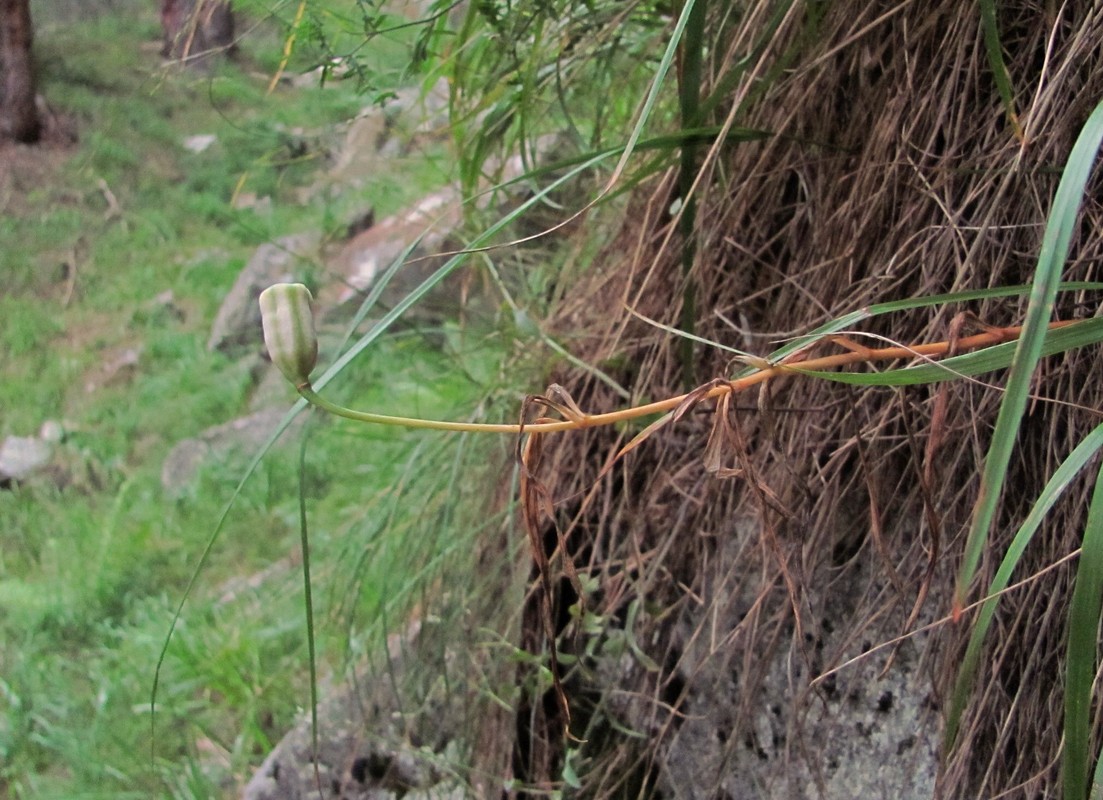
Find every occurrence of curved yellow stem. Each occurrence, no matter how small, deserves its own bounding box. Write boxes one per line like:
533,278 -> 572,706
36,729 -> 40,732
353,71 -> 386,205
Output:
298,321 -> 1066,435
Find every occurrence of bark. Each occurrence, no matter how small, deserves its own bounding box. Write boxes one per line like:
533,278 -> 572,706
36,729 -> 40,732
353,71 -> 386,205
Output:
0,0 -> 40,143
160,0 -> 235,65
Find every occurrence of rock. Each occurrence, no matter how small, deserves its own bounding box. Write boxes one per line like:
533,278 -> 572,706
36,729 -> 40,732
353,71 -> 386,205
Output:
650,522 -> 940,799
241,621 -> 467,800
207,233 -> 321,354
133,290 -> 186,326
312,138 -> 570,333
247,360 -> 303,413
326,112 -> 388,191
183,134 -> 217,153
231,192 -> 272,214
83,346 -> 142,393
161,408 -> 304,495
289,57 -> 357,89
323,79 -> 450,193
319,187 -> 467,324
0,436 -> 53,484
344,207 -> 375,240
38,420 -> 65,445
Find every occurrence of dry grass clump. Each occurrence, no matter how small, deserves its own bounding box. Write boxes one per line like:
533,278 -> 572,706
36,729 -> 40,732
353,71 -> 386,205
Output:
510,2 -> 1103,796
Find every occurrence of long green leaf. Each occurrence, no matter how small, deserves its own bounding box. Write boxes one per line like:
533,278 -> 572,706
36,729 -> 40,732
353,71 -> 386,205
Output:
676,0 -> 708,387
1090,743 -> 1103,800
954,99 -> 1103,616
639,282 -> 1103,368
944,424 -> 1103,752
1066,463 -> 1103,800
748,282 -> 1103,370
978,0 -> 1022,139
785,316 -> 1103,387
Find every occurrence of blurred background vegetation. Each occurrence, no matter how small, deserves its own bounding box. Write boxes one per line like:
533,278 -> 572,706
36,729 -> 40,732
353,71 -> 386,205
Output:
0,1 -> 535,796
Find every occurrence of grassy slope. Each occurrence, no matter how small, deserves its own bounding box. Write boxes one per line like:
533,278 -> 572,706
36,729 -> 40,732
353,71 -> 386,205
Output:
0,3 -> 511,797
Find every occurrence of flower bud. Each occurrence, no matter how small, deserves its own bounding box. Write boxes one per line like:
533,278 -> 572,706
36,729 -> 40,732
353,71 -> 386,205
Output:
259,283 -> 318,386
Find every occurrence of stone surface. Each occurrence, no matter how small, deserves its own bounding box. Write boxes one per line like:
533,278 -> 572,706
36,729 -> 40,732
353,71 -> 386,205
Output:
0,436 -> 53,484
207,232 -> 321,354
652,521 -> 940,799
82,345 -> 142,393
322,187 -> 462,316
183,133 -> 217,153
161,408 -> 304,495
38,419 -> 65,445
241,623 -> 467,800
324,79 -> 450,193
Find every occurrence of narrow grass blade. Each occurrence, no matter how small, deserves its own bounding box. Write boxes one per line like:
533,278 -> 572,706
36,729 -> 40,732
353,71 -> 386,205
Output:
754,282 -> 1103,369
676,0 -> 708,387
1065,464 -> 1103,800
297,427 -> 322,796
978,0 -> 1023,140
953,99 -> 1103,617
944,424 -> 1103,752
786,317 -> 1103,387
698,0 -> 796,121
629,307 -> 759,359
601,0 -> 700,191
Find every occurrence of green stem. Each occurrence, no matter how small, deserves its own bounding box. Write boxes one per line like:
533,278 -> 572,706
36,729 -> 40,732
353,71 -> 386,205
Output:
677,0 -> 707,389
296,384 -> 620,433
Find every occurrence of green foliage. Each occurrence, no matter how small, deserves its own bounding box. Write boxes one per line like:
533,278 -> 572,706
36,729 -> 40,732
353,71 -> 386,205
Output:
0,2 -> 494,797
936,100 -> 1103,800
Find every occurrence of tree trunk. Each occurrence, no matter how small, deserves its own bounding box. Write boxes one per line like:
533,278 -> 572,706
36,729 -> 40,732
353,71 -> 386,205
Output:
0,0 -> 40,144
161,0 -> 235,66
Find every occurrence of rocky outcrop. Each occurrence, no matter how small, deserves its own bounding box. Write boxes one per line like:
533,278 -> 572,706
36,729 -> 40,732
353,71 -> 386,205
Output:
242,624 -> 467,800
655,527 -> 939,799
0,434 -> 52,485
161,408 -> 304,495
207,233 -> 321,354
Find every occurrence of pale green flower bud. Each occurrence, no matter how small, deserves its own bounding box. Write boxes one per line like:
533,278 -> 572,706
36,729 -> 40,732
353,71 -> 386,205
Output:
259,283 -> 318,386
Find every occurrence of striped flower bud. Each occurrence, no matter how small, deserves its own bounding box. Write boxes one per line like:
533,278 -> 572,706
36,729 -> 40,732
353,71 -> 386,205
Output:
259,283 -> 318,386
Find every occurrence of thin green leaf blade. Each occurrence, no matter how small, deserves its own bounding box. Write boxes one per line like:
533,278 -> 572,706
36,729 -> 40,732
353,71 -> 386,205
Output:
944,424 -> 1103,752
1065,464 -> 1103,800
978,0 -> 1022,139
751,283 -> 1103,373
954,99 -> 1103,615
782,317 -> 1103,387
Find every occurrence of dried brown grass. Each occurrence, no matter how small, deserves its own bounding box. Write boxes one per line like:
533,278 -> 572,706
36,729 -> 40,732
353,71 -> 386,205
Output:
511,2 -> 1103,797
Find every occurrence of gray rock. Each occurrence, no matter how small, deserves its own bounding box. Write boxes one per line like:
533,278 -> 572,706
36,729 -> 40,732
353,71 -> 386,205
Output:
161,408 -> 304,495
652,520 -> 940,799
242,622 -> 467,800
322,79 -> 450,194
0,436 -> 53,484
183,134 -> 217,153
247,361 -> 303,414
317,187 -> 478,331
83,346 -> 142,393
38,420 -> 65,445
207,233 -> 321,354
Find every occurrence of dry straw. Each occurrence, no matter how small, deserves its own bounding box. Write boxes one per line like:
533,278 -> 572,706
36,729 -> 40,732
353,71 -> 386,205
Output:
496,2 -> 1103,797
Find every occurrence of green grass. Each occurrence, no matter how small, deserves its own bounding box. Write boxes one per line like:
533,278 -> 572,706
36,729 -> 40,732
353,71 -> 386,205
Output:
0,3 -> 510,797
